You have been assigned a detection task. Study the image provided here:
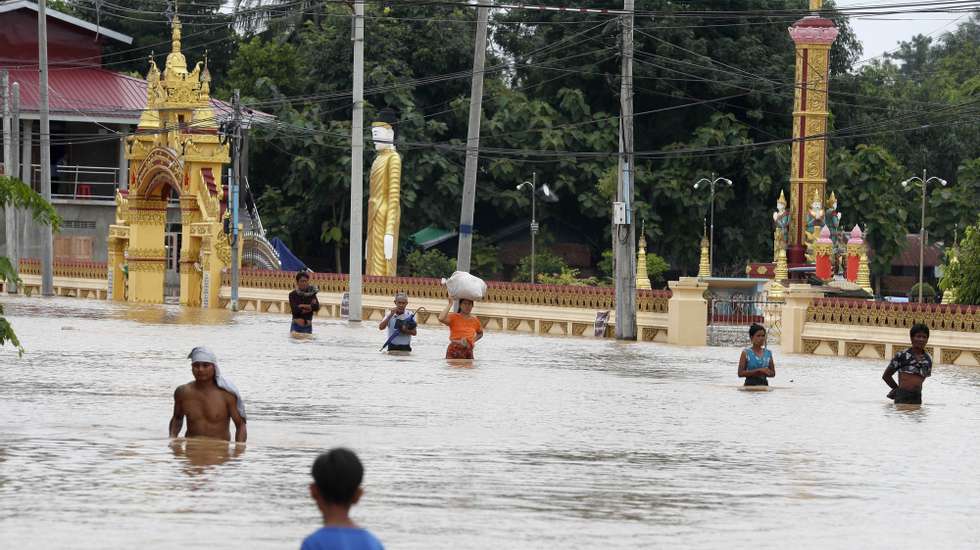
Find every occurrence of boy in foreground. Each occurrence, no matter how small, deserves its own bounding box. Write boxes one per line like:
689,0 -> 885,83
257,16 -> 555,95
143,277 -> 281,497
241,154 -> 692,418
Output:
301,448 -> 384,550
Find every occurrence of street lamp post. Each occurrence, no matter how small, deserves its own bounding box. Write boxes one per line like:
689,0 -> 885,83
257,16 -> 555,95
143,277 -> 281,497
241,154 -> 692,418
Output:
517,172 -> 557,284
693,173 -> 733,277
901,169 -> 947,302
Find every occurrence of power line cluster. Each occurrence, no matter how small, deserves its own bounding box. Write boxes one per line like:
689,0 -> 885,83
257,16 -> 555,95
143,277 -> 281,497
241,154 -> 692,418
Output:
5,0 -> 977,164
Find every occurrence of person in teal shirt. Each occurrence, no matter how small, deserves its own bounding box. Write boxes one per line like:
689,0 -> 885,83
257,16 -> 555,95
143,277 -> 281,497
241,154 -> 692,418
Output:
738,323 -> 776,386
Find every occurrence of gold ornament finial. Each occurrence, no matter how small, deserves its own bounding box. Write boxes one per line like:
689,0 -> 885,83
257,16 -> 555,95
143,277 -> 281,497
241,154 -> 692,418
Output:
777,189 -> 787,207
810,0 -> 823,11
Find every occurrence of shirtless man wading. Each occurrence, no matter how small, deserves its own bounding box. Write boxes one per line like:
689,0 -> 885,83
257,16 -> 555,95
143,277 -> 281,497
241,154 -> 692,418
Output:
169,347 -> 247,443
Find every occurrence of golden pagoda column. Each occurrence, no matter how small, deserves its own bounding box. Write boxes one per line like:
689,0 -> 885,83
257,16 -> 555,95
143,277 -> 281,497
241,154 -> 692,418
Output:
697,234 -> 711,279
787,0 -> 838,266
636,224 -> 652,290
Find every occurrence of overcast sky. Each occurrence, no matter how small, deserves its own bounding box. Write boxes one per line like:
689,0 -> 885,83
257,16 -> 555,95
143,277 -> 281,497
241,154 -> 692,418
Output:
836,0 -> 970,63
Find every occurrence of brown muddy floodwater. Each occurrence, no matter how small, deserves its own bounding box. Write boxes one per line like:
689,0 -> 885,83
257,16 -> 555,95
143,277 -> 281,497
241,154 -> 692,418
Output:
1,296 -> 979,549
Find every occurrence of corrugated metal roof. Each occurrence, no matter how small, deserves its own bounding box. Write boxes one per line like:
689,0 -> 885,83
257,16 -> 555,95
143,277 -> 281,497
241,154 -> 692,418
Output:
4,66 -> 146,121
2,66 -> 273,126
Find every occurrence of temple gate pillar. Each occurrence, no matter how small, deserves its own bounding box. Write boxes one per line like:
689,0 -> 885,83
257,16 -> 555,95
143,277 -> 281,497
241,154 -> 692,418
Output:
107,234 -> 127,301
782,284 -> 825,354
179,196 -> 202,306
787,1 -> 838,265
667,277 -> 708,347
127,198 -> 168,303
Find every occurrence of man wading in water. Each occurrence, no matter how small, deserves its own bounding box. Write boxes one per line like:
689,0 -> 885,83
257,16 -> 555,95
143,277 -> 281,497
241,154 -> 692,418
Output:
882,323 -> 933,405
169,347 -> 247,442
378,292 -> 416,352
290,272 -> 320,336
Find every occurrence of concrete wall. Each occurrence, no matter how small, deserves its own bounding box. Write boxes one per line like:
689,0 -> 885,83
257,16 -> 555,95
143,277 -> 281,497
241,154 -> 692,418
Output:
0,200 -> 116,263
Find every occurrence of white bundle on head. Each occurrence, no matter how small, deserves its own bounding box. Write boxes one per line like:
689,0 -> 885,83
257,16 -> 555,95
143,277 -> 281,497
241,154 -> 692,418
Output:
441,271 -> 487,301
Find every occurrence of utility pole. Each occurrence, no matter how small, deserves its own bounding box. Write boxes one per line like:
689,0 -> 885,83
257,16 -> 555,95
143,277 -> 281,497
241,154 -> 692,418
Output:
2,71 -> 13,293
7,82 -> 20,294
348,0 -> 365,322
229,89 -> 242,312
38,0 -> 53,297
2,71 -> 9,177
613,0 -> 636,340
455,5 -> 490,272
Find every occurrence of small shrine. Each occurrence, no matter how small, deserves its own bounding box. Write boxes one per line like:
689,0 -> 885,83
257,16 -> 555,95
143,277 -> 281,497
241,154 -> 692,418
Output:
107,12 -> 235,307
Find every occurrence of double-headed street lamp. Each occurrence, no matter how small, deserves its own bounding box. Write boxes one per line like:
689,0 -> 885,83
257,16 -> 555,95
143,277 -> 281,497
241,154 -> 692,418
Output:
517,172 -> 557,284
693,173 -> 733,277
901,169 -> 948,303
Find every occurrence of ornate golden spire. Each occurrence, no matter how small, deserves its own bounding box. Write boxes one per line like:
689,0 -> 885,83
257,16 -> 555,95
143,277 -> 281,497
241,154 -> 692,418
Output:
857,251 -> 873,296
809,0 -> 823,10
636,221 -> 652,290
777,189 -> 787,207
770,248 -> 788,301
165,4 -> 187,76
698,223 -> 711,279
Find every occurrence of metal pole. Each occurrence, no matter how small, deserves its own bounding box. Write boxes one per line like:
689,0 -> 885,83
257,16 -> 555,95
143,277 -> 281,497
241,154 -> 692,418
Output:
530,171 -> 536,284
348,1 -> 364,322
919,168 -> 926,303
230,89 -> 241,312
38,0 -> 53,297
614,0 -> 636,340
455,5 -> 490,272
709,173 -> 715,277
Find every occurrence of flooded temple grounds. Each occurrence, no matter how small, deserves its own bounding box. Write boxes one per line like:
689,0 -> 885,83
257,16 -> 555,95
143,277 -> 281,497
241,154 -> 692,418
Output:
1,296 -> 979,549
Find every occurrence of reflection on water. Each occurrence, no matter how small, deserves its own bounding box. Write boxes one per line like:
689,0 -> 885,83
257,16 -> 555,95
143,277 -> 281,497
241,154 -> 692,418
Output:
2,296 -> 980,549
170,439 -> 246,477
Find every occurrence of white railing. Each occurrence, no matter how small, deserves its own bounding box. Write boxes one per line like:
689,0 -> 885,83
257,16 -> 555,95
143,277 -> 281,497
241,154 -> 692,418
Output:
32,164 -> 120,202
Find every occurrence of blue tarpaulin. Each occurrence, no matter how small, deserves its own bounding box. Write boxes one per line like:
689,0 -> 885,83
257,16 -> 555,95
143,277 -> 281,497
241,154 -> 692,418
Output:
270,237 -> 308,272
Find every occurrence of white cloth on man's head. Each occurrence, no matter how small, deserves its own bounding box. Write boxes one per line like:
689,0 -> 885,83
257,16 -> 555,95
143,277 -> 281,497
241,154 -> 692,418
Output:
187,346 -> 246,421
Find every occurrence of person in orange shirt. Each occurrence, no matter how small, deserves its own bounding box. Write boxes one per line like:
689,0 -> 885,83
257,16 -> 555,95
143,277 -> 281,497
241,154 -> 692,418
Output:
438,297 -> 484,359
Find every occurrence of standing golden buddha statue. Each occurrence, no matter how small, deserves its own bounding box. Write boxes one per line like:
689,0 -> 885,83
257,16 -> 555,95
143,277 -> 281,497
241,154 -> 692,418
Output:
366,108 -> 402,276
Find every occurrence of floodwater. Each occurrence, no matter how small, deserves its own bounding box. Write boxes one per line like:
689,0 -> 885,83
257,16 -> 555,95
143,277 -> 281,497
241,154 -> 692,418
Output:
1,296 -> 979,549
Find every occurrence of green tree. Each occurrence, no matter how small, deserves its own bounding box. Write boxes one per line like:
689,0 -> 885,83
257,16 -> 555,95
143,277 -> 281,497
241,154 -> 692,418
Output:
404,249 -> 456,279
0,176 -> 61,355
940,217 -> 980,305
828,145 -> 909,289
515,250 -> 568,283
538,267 -> 600,286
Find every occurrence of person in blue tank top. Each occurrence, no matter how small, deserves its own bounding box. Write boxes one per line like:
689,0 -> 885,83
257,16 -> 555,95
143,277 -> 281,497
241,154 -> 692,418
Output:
301,448 -> 384,550
738,323 -> 776,386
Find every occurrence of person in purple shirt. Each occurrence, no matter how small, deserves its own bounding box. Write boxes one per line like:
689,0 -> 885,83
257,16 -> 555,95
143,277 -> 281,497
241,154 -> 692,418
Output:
301,448 -> 384,550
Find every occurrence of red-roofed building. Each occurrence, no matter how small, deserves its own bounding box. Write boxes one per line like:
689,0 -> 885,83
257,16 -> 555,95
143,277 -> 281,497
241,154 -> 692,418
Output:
881,234 -> 945,299
1,1 -> 269,288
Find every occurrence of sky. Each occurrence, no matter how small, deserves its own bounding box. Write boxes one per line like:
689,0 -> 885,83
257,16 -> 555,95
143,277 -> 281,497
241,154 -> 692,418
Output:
836,0 -> 971,64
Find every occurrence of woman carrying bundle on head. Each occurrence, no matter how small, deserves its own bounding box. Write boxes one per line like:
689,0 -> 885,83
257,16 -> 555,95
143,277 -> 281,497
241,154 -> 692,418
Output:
438,297 -> 483,360
738,323 -> 776,386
